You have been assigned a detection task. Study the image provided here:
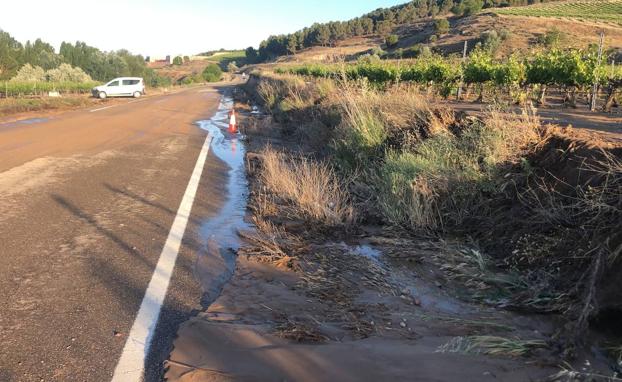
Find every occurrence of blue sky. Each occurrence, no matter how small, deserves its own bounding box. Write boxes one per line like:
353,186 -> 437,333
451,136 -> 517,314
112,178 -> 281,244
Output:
1,0 -> 405,57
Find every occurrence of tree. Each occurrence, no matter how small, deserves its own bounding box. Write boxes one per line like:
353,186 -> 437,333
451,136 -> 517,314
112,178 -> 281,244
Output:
385,34 -> 399,48
286,35 -> 298,55
202,63 -> 222,82
245,47 -> 258,63
375,20 -> 394,37
434,19 -> 450,35
361,18 -> 375,35
463,0 -> 484,16
172,56 -> 183,65
314,25 -> 331,46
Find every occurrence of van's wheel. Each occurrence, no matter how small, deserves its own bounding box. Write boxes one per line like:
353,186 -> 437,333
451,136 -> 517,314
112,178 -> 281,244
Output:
133,91 -> 141,98
98,91 -> 107,99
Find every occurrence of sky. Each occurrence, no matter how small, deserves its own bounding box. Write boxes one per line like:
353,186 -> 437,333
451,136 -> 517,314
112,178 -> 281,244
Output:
1,0 -> 405,57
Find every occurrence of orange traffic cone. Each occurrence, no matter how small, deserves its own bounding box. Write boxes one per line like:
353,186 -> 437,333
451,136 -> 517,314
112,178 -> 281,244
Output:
228,109 -> 237,133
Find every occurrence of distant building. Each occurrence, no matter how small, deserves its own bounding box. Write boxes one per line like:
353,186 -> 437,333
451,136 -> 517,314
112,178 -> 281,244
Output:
145,55 -> 171,65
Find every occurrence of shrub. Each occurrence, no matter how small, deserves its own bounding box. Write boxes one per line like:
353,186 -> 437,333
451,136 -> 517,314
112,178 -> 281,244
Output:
537,28 -> 566,48
385,34 -> 399,48
259,148 -> 355,227
377,109 -> 539,231
172,56 -> 183,65
202,63 -> 223,82
429,34 -> 438,43
463,0 -> 484,16
481,30 -> 502,54
10,64 -> 46,82
45,63 -> 92,83
434,18 -> 450,35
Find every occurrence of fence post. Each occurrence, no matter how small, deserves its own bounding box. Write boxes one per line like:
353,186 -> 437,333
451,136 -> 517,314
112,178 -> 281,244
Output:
590,31 -> 605,111
457,40 -> 467,100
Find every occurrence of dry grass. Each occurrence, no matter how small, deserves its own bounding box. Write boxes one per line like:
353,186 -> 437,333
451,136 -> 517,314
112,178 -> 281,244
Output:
259,147 -> 355,227
0,96 -> 92,117
438,335 -> 548,357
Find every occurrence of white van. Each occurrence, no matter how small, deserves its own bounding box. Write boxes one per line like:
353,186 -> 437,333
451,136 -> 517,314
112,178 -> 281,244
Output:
92,77 -> 145,99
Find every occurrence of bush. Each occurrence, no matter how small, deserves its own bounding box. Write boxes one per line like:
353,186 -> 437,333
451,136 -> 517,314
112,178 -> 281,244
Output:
202,63 -> 223,82
259,148 -> 354,227
385,34 -> 399,48
172,56 -> 183,65
537,28 -> 566,48
10,64 -> 46,82
481,30 -> 502,54
45,63 -> 92,83
377,109 -> 539,231
434,18 -> 450,35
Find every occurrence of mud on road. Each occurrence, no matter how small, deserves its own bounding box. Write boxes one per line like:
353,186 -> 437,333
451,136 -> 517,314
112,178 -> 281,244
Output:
0,85 -> 234,381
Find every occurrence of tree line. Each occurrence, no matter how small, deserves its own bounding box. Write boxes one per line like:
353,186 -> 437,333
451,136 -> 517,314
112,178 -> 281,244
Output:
248,0 -> 563,62
0,29 -> 167,86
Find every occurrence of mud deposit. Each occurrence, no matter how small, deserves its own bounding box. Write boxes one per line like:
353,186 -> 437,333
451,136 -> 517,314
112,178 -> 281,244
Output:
164,107 -> 567,382
194,96 -> 249,306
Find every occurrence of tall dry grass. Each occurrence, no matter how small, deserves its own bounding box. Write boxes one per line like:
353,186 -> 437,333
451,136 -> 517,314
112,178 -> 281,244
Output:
259,147 -> 355,227
377,107 -> 542,231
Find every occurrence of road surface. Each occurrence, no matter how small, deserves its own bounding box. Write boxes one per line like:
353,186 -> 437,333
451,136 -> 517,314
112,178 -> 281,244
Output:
0,85 -> 231,381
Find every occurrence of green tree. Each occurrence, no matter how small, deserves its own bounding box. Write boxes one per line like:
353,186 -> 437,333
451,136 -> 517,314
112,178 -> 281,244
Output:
172,56 -> 183,65
385,34 -> 399,48
202,63 -> 222,82
434,19 -> 450,34
375,20 -> 394,37
245,47 -> 258,63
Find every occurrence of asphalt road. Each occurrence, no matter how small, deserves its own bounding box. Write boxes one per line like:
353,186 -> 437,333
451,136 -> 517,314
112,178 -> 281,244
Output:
0,85 -> 231,381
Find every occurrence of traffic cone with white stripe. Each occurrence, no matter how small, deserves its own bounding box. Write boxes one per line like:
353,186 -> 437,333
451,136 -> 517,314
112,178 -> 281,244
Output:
228,109 -> 237,133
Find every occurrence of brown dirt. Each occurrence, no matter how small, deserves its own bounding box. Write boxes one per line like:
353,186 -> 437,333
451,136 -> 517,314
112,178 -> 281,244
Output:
164,94 -> 617,382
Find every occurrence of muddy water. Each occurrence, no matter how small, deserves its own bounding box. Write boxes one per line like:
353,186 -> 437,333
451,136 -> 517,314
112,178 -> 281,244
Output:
194,95 -> 250,306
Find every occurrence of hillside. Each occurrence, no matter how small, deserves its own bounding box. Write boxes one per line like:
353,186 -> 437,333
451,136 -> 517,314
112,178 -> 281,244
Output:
255,0 -> 622,65
270,8 -> 622,65
493,0 -> 622,25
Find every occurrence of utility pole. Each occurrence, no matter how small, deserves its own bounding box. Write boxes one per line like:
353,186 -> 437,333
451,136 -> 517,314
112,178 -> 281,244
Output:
457,40 -> 468,100
591,31 -> 605,111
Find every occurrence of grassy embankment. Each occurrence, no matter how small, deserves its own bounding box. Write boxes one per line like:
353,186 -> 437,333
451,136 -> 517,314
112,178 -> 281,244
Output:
242,70 -> 622,353
0,96 -> 94,117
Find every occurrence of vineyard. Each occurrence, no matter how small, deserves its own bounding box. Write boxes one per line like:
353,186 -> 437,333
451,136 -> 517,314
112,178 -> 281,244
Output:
492,0 -> 622,25
0,81 -> 98,97
275,48 -> 622,110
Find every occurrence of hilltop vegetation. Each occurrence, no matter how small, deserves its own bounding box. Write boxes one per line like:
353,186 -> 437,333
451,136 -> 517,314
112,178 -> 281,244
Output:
252,0 -> 565,62
493,0 -> 622,25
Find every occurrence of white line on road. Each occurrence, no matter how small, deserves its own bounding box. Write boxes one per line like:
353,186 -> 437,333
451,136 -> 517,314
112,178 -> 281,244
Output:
90,99 -> 147,113
111,132 -> 214,382
89,105 -> 116,112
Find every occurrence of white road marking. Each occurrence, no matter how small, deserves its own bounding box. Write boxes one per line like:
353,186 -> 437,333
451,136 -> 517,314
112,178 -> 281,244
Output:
90,99 -> 147,113
111,131 -> 214,382
90,105 -> 116,112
